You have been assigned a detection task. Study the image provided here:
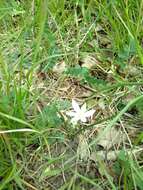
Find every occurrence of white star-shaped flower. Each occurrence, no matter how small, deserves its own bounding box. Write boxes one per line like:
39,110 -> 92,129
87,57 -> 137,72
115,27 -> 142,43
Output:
66,99 -> 95,125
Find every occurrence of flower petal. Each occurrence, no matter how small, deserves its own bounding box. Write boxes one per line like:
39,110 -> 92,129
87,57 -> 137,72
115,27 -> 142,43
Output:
72,99 -> 80,112
80,116 -> 87,122
84,109 -> 95,118
81,103 -> 87,113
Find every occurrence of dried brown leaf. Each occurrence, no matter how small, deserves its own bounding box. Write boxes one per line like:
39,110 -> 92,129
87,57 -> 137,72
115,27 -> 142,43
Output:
97,128 -> 126,150
77,134 -> 90,161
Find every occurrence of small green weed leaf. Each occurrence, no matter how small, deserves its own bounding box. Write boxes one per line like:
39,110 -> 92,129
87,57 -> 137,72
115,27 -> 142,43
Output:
37,103 -> 62,127
84,74 -> 107,87
118,150 -> 127,161
66,65 -> 89,78
55,99 -> 70,110
66,65 -> 107,87
40,168 -> 62,181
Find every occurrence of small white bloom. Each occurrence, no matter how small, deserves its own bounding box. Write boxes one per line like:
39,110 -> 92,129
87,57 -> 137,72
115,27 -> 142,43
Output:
66,99 -> 95,125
